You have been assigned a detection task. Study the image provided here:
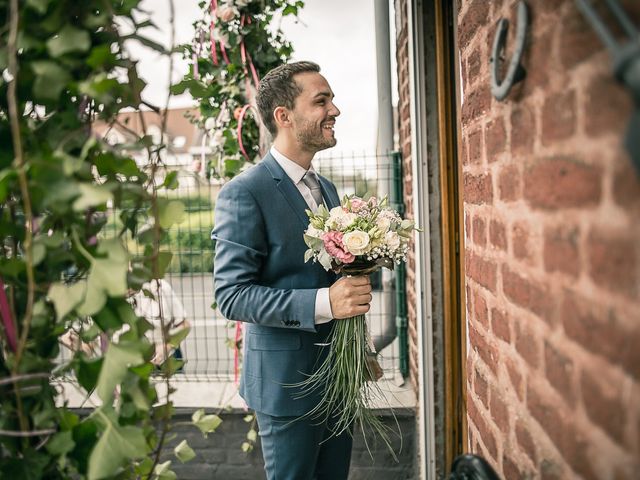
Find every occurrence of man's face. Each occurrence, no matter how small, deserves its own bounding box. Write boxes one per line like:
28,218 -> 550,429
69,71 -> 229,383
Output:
289,72 -> 341,153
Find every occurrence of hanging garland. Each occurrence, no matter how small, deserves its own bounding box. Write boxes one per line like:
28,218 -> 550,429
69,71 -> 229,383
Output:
174,0 -> 304,179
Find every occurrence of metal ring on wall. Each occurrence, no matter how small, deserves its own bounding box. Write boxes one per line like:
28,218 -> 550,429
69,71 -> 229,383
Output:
490,1 -> 529,101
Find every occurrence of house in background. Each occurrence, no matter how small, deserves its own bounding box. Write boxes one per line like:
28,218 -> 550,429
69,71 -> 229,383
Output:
395,0 -> 640,478
92,107 -> 223,196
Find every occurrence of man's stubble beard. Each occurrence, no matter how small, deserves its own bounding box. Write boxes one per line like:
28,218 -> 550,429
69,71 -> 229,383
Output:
295,120 -> 337,153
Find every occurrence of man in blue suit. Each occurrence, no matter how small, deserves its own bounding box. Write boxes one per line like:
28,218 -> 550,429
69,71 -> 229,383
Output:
212,61 -> 372,479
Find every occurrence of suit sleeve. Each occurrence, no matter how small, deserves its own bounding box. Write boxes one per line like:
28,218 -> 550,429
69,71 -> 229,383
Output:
212,179 -> 317,332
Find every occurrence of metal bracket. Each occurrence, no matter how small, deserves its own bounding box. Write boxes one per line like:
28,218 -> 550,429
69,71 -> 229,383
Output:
575,0 -> 640,174
490,1 -> 529,101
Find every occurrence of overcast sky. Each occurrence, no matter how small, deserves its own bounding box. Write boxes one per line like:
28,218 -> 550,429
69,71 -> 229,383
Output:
128,0 -> 395,154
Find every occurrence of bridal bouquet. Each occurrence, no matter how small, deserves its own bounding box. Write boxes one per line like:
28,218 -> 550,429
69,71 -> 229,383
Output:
298,195 -> 415,456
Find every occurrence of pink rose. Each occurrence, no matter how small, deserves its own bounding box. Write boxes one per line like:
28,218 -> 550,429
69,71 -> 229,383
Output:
350,198 -> 367,212
323,231 -> 355,264
217,6 -> 238,22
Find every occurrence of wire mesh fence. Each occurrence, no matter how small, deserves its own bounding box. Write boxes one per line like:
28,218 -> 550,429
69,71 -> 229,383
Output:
59,151 -> 406,383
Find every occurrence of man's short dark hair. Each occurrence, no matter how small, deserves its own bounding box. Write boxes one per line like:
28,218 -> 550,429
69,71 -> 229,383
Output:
256,61 -> 321,137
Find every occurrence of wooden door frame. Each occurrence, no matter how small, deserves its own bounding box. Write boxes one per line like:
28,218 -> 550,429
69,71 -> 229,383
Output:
434,0 -> 467,468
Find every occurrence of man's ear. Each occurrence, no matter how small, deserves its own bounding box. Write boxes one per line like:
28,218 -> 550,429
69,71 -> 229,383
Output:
273,106 -> 291,129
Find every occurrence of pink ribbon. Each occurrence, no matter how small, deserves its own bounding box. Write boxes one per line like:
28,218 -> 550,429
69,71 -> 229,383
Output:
0,277 -> 17,353
236,103 -> 257,161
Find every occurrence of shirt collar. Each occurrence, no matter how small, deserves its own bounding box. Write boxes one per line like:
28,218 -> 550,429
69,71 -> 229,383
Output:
270,146 -> 317,184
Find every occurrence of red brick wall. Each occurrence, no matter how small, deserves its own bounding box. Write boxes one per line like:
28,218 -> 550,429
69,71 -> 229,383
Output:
395,0 -> 420,396
459,1 -> 640,478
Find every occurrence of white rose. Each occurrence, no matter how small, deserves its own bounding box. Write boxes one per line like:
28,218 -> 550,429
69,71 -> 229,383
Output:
327,206 -> 357,230
343,230 -> 370,255
385,231 -> 401,251
305,225 -> 324,239
233,0 -> 251,6
376,216 -> 391,233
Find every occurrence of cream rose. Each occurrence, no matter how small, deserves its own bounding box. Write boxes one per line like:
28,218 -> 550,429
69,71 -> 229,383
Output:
343,230 -> 370,255
327,206 -> 357,230
305,225 -> 324,239
376,216 -> 391,233
385,231 -> 401,251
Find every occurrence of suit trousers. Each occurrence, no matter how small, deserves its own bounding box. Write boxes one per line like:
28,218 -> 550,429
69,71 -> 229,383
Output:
255,410 -> 353,480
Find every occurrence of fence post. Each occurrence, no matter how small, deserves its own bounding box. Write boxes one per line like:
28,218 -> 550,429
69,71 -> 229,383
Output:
391,151 -> 409,378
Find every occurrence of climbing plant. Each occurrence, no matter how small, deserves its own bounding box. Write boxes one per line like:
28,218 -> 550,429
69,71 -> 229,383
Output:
0,1 -> 220,479
173,0 -> 304,178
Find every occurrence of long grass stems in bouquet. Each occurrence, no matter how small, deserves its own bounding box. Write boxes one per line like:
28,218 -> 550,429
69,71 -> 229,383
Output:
292,195 -> 417,459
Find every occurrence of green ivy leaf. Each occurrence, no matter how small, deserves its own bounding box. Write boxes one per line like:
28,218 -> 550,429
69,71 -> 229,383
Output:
241,442 -> 253,452
158,199 -> 185,229
48,281 -> 86,320
162,171 -> 179,190
191,409 -> 222,436
95,343 -> 145,403
88,408 -> 148,479
76,356 -> 103,393
168,326 -> 190,348
174,439 -> 196,463
246,428 -> 257,442
31,60 -> 71,100
46,430 -> 75,456
47,24 -> 91,57
154,461 -> 177,480
72,184 -> 113,211
26,0 -> 52,14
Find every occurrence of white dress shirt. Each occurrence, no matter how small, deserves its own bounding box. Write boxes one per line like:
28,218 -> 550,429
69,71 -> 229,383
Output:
270,146 -> 333,325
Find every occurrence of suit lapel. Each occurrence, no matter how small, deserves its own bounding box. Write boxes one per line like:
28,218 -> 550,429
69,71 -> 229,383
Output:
262,153 -> 312,228
318,176 -> 340,209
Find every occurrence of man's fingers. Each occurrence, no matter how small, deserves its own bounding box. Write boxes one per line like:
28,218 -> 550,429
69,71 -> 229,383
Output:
342,275 -> 370,286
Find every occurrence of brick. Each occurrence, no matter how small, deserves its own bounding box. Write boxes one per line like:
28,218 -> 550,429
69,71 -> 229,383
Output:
491,308 -> 510,343
519,26 -> 552,96
511,104 -> 535,154
466,250 -> 498,291
468,395 -> 498,461
562,292 -> 640,380
489,219 -> 507,251
516,419 -> 537,464
468,128 -> 483,165
465,212 -> 472,241
474,289 -> 489,329
489,386 -> 509,434
512,222 -> 533,262
464,172 -> 493,205
542,89 -> 577,144
543,224 -> 580,277
460,136 -> 469,166
528,381 -> 598,480
497,163 -> 519,202
559,9 -> 603,70
505,357 -> 524,401
584,75 -> 633,138
612,159 -> 640,215
458,0 -> 491,50
485,117 -> 506,160
475,366 -> 489,409
581,370 -> 627,447
524,157 -> 602,210
469,323 -> 498,374
467,44 -> 481,86
502,265 -> 554,322
461,86 -> 492,124
502,454 -> 522,480
588,229 -> 638,299
472,215 -> 486,246
515,318 -> 540,369
544,340 -> 576,407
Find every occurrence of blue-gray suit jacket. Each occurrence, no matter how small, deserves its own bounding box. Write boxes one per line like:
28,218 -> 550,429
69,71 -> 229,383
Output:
212,152 -> 340,416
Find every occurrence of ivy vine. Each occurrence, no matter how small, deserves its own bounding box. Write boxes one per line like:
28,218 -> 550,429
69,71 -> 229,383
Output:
0,1 -> 221,479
